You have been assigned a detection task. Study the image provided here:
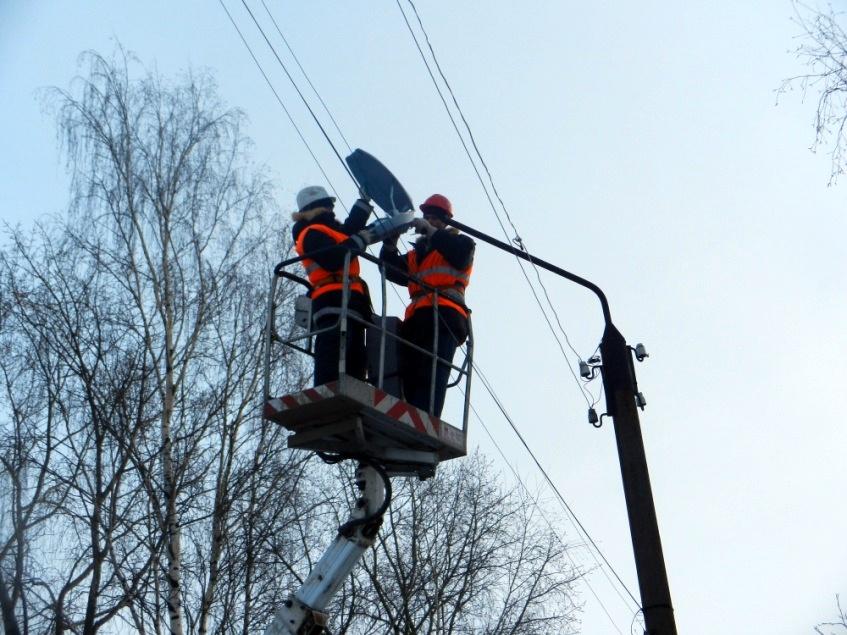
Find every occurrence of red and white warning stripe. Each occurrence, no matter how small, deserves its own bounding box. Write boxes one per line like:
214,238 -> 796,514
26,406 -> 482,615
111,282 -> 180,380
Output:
372,388 -> 441,436
263,382 -> 339,419
264,381 -> 441,439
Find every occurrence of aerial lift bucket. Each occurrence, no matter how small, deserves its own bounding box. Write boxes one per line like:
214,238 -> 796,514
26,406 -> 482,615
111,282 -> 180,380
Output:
263,251 -> 471,479
261,150 -> 473,634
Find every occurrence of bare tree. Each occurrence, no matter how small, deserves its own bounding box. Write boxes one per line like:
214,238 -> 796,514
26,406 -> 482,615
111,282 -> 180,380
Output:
0,262 -> 66,635
816,595 -> 847,635
51,49 -> 272,633
0,224 -> 156,634
0,47 -> 313,634
3,45 -> 581,635
329,453 -> 580,635
781,1 -> 847,183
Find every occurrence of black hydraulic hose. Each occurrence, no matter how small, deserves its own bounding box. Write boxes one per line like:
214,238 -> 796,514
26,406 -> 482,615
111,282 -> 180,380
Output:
316,451 -> 345,465
337,460 -> 393,537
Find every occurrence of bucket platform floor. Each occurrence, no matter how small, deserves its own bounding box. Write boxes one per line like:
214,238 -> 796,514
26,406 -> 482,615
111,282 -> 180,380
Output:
264,375 -> 466,477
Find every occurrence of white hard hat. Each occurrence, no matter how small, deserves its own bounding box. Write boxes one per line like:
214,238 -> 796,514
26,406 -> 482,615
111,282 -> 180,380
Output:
296,185 -> 335,211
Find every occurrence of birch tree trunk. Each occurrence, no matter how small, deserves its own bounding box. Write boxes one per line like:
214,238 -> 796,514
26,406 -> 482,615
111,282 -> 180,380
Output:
159,206 -> 183,635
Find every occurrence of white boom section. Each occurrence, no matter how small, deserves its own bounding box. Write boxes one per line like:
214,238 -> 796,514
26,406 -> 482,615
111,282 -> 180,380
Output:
264,464 -> 387,635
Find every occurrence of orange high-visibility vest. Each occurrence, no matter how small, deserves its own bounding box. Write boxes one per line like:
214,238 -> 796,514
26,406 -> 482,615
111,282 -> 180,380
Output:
406,249 -> 472,320
295,224 -> 364,299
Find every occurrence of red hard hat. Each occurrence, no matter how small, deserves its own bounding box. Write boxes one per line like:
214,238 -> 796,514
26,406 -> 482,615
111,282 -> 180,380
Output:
420,193 -> 453,218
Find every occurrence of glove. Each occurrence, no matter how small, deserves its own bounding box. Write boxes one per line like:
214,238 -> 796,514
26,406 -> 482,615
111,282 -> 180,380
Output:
412,217 -> 436,237
350,228 -> 375,250
382,231 -> 399,248
353,197 -> 373,213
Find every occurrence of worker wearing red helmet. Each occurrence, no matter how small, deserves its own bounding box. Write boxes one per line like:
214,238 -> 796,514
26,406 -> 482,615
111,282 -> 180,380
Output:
380,194 -> 475,416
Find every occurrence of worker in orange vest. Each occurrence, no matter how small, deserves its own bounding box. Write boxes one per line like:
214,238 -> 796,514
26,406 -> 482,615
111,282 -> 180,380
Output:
292,185 -> 376,385
379,194 -> 474,416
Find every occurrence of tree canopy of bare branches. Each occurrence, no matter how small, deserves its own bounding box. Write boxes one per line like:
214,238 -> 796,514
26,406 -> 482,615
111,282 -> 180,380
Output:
782,1 -> 847,183
816,595 -> 847,635
0,47 -> 309,634
334,454 -> 581,635
0,47 -> 582,635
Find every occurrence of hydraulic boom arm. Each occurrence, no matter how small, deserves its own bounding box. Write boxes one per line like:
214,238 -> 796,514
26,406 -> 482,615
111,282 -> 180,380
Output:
264,462 -> 390,635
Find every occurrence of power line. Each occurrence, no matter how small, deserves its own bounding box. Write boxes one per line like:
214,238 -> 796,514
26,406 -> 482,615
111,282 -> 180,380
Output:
391,20 -> 623,609
223,1 -> 634,621
242,0 -> 626,609
235,1 -> 595,408
220,0 -> 425,317
404,0 -> 591,367
225,3 -> 597,412
258,0 -> 353,155
217,0 -> 345,202
256,2 -> 427,258
232,0 -> 420,261
472,363 -> 642,611
394,0 -> 597,408
393,14 -> 637,609
237,0 -> 359,190
463,390 -> 629,635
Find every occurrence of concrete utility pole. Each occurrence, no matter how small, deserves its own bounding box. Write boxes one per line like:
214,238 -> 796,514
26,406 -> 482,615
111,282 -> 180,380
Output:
446,218 -> 678,635
600,324 -> 677,635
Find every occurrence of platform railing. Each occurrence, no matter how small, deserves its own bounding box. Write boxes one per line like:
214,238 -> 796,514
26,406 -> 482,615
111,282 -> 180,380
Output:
264,245 -> 473,432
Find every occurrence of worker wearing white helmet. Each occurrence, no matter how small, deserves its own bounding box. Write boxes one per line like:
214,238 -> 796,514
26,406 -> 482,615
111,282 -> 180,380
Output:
292,186 -> 376,385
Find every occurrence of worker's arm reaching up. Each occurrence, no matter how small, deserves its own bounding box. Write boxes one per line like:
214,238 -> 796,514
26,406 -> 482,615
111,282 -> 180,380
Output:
379,236 -> 411,286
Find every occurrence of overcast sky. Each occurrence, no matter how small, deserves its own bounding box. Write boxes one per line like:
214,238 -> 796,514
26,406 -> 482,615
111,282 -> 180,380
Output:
2,2 -> 845,634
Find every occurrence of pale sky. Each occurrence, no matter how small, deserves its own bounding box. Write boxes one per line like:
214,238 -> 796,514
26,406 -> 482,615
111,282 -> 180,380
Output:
2,2 -> 845,634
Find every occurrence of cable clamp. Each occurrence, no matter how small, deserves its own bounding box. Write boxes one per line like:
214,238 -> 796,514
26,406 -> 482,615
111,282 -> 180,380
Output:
511,235 -> 526,251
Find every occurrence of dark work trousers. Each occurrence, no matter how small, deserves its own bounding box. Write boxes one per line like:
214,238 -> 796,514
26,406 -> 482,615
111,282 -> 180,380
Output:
400,307 -> 466,417
311,288 -> 371,386
313,313 -> 368,386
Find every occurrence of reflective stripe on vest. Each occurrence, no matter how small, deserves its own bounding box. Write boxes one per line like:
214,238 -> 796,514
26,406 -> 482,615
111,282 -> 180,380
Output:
295,224 -> 364,299
406,249 -> 472,319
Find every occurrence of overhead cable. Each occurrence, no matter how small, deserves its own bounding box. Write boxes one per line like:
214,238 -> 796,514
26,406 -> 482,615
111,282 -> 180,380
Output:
223,0 -> 628,618
472,363 -> 642,611
222,0 -> 428,319
240,0 -> 420,262
396,1 -> 639,610
217,0 -> 344,202
462,389 -> 629,635
237,0 -> 359,190
258,0 -> 354,155
395,0 -> 596,408
404,0 -> 590,369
